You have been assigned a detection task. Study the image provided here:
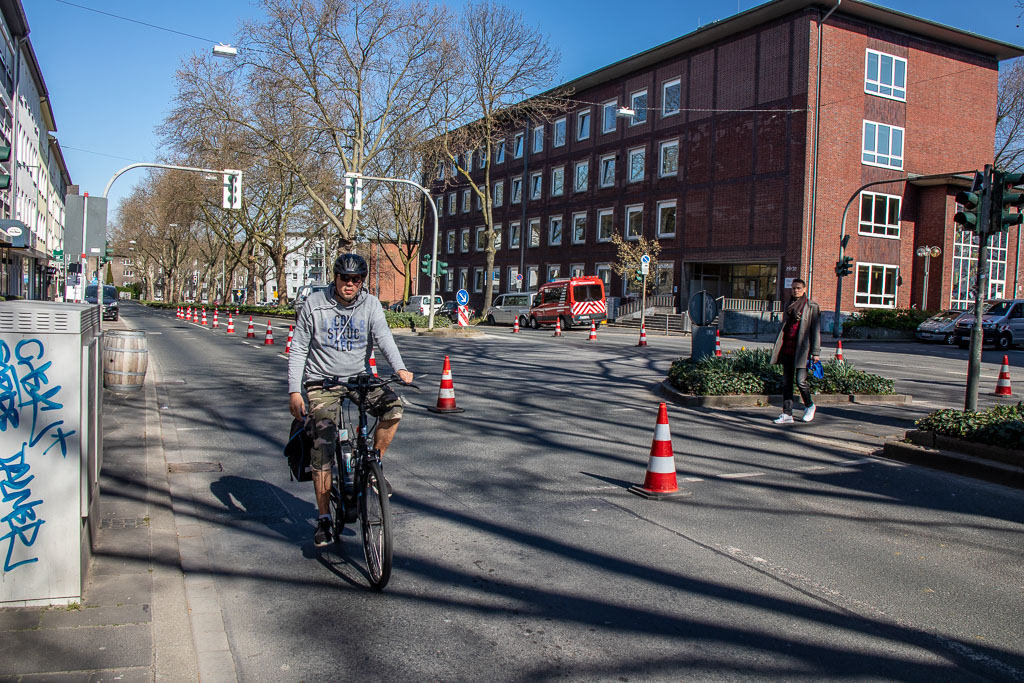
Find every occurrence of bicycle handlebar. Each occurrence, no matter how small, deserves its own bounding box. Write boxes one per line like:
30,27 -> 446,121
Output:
319,373 -> 419,392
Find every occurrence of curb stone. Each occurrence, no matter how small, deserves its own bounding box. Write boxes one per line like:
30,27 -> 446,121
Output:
658,379 -> 911,408
881,439 -> 1024,490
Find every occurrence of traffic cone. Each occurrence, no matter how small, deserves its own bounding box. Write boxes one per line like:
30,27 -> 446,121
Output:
264,320 -> 275,345
629,403 -> 685,499
368,350 -> 379,377
246,316 -> 256,338
212,308 -> 219,328
226,314 -> 235,334
235,308 -> 240,317
201,308 -> 208,326
428,355 -> 465,414
512,317 -> 520,334
995,355 -> 1013,396
285,325 -> 294,354
588,321 -> 597,341
715,328 -> 722,357
187,306 -> 193,322
637,324 -> 648,347
836,341 -> 845,363
553,318 -> 562,337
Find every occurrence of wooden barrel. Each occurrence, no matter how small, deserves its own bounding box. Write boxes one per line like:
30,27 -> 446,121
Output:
102,330 -> 149,392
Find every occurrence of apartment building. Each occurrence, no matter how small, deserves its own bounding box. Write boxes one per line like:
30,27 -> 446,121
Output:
426,0 -> 1022,325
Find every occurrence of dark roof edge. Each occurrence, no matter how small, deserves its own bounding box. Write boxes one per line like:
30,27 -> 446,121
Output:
0,0 -> 28,38
47,134 -> 71,186
22,39 -> 55,132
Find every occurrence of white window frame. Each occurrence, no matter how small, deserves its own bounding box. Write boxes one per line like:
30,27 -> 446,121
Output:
511,176 -> 522,204
508,266 -> 520,290
532,126 -> 544,153
657,200 -> 677,238
529,218 -> 541,248
475,226 -> 487,251
625,204 -> 644,240
551,166 -> 565,197
572,212 -> 586,244
459,267 -> 469,292
553,117 -> 566,147
865,49 -> 907,101
478,149 -> 487,169
570,263 -> 585,279
599,154 -> 615,188
659,139 -> 679,177
446,230 -> 456,254
448,192 -> 456,216
862,120 -> 904,170
596,263 -> 612,291
493,180 -> 504,207
577,109 -> 591,141
530,171 -> 543,200
602,100 -> 617,134
513,132 -> 524,159
662,78 -> 681,117
854,262 -> 899,308
475,193 -> 482,211
444,271 -> 454,292
630,89 -> 647,125
493,224 -> 502,251
597,208 -> 614,243
495,139 -> 505,164
462,189 -> 471,213
574,160 -> 589,193
628,147 -> 645,183
460,228 -> 470,253
549,215 -> 563,246
546,264 -> 561,283
474,267 -> 485,293
509,221 -> 521,249
526,265 -> 539,290
858,191 -> 901,238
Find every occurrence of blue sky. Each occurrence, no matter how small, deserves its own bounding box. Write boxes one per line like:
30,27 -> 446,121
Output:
25,0 -> 1024,214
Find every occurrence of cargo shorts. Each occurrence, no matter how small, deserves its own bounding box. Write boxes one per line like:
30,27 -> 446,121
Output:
305,384 -> 403,471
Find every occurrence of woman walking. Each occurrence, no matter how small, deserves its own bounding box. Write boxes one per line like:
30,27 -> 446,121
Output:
770,278 -> 820,424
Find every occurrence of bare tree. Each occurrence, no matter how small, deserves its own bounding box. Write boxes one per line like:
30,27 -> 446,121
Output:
997,57 -> 1024,172
610,232 -> 661,298
429,0 -> 564,311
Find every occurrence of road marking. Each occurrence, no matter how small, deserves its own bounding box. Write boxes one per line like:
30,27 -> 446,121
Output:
277,354 -> 288,359
718,471 -> 767,479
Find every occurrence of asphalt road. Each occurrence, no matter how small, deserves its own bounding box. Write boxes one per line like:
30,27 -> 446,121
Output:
120,302 -> 1024,681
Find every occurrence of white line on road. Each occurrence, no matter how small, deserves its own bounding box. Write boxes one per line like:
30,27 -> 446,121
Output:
718,471 -> 768,479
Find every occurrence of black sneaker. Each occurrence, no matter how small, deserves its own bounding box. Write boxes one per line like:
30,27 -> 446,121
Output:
314,517 -> 334,547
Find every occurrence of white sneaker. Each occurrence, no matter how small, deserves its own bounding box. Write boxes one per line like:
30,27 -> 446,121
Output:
802,405 -> 816,423
773,413 -> 794,424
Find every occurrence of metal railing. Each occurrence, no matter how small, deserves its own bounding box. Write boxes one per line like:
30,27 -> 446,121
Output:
615,294 -> 675,319
716,297 -> 782,312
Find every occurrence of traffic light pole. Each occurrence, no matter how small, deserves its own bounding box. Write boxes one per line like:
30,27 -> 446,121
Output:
966,165 -> 994,411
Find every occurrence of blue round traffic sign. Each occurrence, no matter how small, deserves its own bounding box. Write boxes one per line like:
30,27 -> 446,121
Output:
456,289 -> 469,306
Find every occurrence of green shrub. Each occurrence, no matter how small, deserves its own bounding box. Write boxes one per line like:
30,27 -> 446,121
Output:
842,308 -> 933,332
668,354 -> 894,396
916,403 -> 1024,450
383,311 -> 451,329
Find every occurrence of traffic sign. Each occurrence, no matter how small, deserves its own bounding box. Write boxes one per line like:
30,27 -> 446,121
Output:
456,289 -> 469,306
515,273 -> 523,282
640,254 -> 650,264
53,249 -> 63,258
641,262 -> 649,276
688,290 -> 718,327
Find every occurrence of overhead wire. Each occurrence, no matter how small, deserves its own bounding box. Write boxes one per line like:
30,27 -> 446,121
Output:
51,0 -> 226,44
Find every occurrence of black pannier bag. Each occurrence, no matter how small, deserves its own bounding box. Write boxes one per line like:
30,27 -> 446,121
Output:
284,417 -> 313,482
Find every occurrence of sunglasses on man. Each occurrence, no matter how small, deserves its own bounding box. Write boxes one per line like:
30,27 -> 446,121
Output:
337,275 -> 364,284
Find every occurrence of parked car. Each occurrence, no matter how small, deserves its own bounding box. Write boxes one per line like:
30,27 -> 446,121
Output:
388,301 -> 404,312
439,300 -> 476,323
952,299 -> 1024,350
484,291 -> 537,327
916,309 -> 972,345
293,284 -> 329,320
528,276 -> 607,329
402,294 -> 444,316
85,284 -> 119,321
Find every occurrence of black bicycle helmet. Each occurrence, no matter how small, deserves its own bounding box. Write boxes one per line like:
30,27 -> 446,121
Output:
333,253 -> 368,278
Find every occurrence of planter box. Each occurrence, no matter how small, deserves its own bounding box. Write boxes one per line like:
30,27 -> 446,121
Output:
883,432 -> 1024,489
658,380 -> 910,408
842,326 -> 915,341
905,430 -> 1023,467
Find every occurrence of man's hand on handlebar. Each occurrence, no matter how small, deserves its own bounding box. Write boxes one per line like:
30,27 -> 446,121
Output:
397,369 -> 414,385
289,392 -> 306,420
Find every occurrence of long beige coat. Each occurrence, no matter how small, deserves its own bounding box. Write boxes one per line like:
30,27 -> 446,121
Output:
771,300 -> 821,364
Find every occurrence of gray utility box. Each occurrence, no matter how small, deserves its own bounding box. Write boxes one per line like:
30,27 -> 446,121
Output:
0,301 -> 102,606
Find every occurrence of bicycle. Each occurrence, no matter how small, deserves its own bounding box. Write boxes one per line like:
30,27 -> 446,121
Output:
315,373 -> 415,591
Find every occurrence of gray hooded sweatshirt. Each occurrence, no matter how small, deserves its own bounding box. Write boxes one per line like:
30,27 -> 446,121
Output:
287,285 -> 407,394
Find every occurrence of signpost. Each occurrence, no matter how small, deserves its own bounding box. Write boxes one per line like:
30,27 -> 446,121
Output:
456,288 -> 469,328
640,254 -> 650,333
688,290 -> 719,360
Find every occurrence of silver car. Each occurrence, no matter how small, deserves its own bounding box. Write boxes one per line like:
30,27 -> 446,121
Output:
484,292 -> 537,327
915,309 -> 971,345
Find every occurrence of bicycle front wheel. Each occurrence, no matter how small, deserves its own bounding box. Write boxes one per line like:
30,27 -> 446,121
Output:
359,459 -> 393,590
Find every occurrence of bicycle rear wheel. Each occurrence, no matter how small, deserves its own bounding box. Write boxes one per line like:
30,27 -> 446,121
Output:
359,458 -> 392,590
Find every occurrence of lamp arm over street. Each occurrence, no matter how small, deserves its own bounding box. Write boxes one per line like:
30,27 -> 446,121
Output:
102,162 -> 232,198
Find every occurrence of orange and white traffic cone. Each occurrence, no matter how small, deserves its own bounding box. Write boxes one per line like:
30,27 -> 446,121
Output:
512,317 -> 520,334
368,350 -> 379,377
176,306 -> 181,319
629,403 -> 685,499
285,325 -> 294,353
995,355 -> 1013,396
235,308 -> 240,317
836,341 -> 845,363
588,321 -> 597,341
226,314 -> 235,334
553,318 -> 562,337
187,307 -> 193,322
212,308 -> 219,328
715,328 -> 722,357
246,316 -> 256,338
201,308 -> 208,326
428,355 -> 465,414
264,320 -> 275,345
637,324 -> 648,347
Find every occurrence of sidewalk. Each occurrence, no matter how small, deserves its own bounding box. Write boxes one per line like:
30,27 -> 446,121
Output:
0,319 -> 198,682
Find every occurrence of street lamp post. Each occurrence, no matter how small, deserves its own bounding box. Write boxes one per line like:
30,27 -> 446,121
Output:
916,245 -> 941,310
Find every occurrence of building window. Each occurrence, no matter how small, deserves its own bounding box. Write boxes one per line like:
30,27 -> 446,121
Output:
462,189 -> 471,213
570,263 -> 585,278
574,160 -> 589,192
859,192 -> 901,237
854,262 -> 899,308
547,264 -> 561,282
596,263 -> 612,291
657,200 -> 676,237
549,216 -> 563,246
862,120 -> 904,169
510,221 -> 521,248
551,166 -> 565,196
447,230 -> 456,254
124,269 -> 134,278
493,180 -> 504,207
577,109 -> 591,141
625,204 -> 643,239
511,176 -> 522,204
602,100 -> 617,134
448,192 -> 456,215
553,117 -> 566,147
572,212 -> 586,244
474,268 -> 485,293
865,49 -> 907,101
478,149 -> 487,169
530,171 -> 543,200
598,208 -> 614,242
951,227 -> 1008,308
493,224 -> 502,251
533,126 -> 544,153
475,193 -> 482,211
459,267 -> 469,291
475,226 -> 487,251
599,154 -> 616,188
630,89 -> 647,125
529,219 -> 541,247
495,139 -> 505,164
662,78 -> 681,116
628,147 -> 645,183
513,132 -> 524,159
659,140 -> 679,177
508,266 -> 520,289
445,272 -> 453,292
460,228 -> 470,253
527,266 -> 539,290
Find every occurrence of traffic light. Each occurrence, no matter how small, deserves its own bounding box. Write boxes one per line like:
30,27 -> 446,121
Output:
420,253 -> 433,275
634,268 -> 643,283
954,171 -> 985,233
100,245 -> 113,265
436,259 -> 449,276
993,170 -> 1024,233
0,145 -> 9,190
834,256 -> 853,277
222,170 -> 242,210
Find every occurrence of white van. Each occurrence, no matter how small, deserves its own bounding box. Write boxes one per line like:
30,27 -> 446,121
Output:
484,292 -> 537,327
403,294 -> 444,316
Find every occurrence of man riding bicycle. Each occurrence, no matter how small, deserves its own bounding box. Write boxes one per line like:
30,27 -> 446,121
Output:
288,253 -> 413,547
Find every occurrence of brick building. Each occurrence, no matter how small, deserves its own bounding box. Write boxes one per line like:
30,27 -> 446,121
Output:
425,0 -> 1023,326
